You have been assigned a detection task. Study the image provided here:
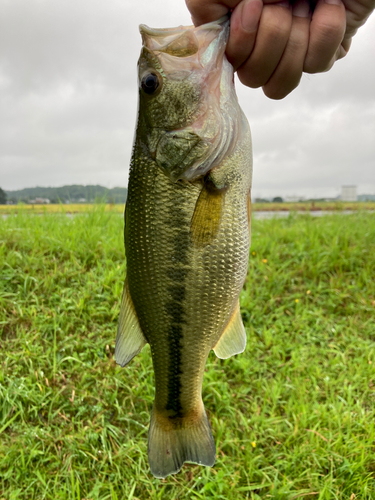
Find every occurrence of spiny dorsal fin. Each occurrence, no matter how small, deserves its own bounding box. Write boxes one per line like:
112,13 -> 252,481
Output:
213,302 -> 246,359
190,178 -> 227,247
115,278 -> 147,367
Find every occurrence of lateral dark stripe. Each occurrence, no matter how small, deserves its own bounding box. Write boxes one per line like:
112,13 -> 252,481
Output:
165,203 -> 190,418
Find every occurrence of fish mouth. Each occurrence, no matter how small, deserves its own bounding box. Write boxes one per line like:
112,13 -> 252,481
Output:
139,15 -> 229,38
139,16 -> 229,57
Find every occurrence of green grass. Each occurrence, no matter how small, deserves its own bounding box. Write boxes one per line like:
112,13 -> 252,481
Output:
1,208 -> 374,499
1,200 -> 374,214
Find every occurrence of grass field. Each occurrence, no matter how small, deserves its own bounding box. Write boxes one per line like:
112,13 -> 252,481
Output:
1,208 -> 374,499
1,200 -> 374,215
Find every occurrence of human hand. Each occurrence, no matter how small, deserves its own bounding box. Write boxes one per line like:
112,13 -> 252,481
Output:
186,0 -> 375,99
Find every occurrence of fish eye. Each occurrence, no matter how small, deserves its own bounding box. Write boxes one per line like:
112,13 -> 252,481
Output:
141,71 -> 161,95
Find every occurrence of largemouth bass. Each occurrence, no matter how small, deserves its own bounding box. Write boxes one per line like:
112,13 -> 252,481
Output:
115,16 -> 252,478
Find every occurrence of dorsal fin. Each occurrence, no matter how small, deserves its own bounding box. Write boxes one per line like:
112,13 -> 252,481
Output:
213,302 -> 246,359
115,278 -> 147,367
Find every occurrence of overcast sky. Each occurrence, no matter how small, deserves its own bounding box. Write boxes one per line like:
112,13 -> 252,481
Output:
1,0 -> 374,198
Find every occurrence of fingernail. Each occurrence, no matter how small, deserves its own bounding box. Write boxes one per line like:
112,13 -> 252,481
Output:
324,0 -> 342,5
293,0 -> 310,17
241,0 -> 262,33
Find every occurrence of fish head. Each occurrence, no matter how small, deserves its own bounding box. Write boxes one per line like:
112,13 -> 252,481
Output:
136,17 -> 236,182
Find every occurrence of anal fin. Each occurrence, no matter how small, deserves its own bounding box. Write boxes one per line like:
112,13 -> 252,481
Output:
115,277 -> 147,367
213,302 -> 246,359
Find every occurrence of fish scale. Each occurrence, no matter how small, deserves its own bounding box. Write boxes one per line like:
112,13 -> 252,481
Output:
115,16 -> 252,478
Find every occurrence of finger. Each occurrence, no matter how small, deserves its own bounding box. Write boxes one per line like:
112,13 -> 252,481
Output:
342,0 -> 375,39
236,2 -> 293,88
185,0 -> 240,26
263,0 -> 310,99
303,0 -> 346,73
226,0 -> 263,70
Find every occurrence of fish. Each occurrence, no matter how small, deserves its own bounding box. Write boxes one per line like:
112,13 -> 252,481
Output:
115,16 -> 252,479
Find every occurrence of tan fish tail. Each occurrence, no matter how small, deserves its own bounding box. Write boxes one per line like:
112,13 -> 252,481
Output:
148,401 -> 215,478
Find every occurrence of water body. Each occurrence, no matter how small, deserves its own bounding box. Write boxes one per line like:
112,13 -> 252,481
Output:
252,210 -> 360,219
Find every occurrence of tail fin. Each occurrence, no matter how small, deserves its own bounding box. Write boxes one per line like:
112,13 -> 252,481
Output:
148,404 -> 216,478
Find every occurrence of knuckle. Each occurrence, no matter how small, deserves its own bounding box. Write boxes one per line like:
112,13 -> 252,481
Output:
263,17 -> 291,41
315,23 -> 344,47
263,87 -> 291,100
313,10 -> 346,44
263,75 -> 300,100
237,68 -> 263,89
262,6 -> 293,40
304,58 -> 334,74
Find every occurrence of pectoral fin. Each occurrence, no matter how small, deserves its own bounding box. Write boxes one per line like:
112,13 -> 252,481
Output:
190,178 -> 226,247
213,302 -> 246,359
115,278 -> 147,367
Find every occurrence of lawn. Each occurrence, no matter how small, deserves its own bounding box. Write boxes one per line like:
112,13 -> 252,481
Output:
0,201 -> 374,215
1,208 -> 374,499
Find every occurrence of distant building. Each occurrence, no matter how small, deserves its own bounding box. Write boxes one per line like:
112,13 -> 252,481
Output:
341,186 -> 357,202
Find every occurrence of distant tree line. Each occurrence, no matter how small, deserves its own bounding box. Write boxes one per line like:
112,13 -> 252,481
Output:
0,188 -> 7,204
255,197 -> 284,203
5,185 -> 128,204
